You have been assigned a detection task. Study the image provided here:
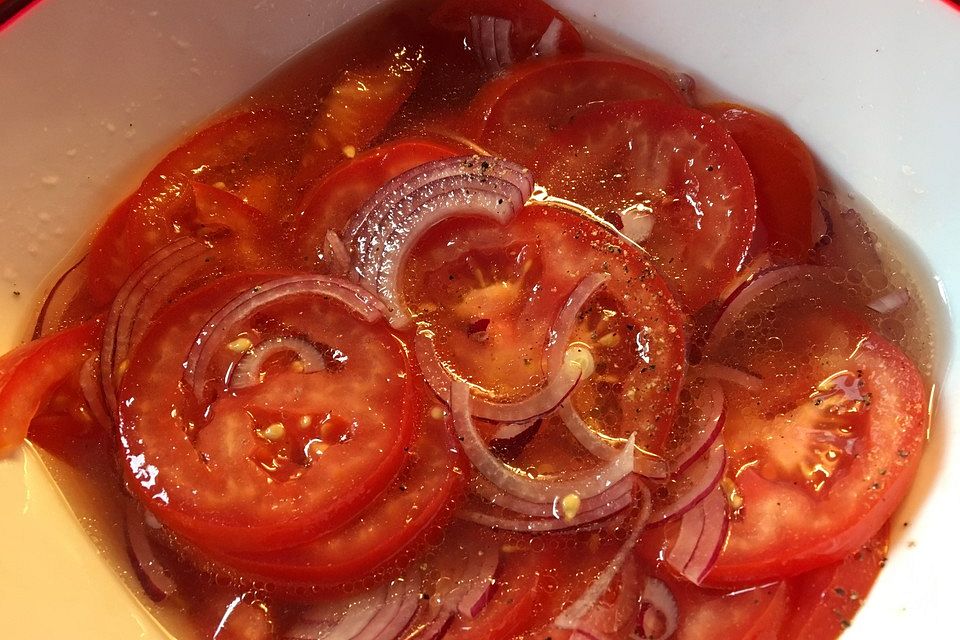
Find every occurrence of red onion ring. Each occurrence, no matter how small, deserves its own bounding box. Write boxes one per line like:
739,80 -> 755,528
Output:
344,155 -> 533,328
672,380 -> 725,474
867,288 -> 909,314
183,275 -> 385,402
469,474 -> 634,519
459,489 -> 634,533
637,577 -> 679,640
284,573 -> 421,640
707,264 -> 825,350
693,362 -> 762,391
124,503 -> 176,602
456,545 -> 500,618
554,499 -> 652,631
468,15 -> 514,73
227,336 -> 326,390
101,237 -> 210,412
79,355 -> 112,428
534,17 -> 563,57
545,273 -> 610,372
33,256 -> 87,339
666,486 -> 729,585
419,332 -> 590,422
557,403 -> 669,480
450,380 -> 635,505
490,418 -> 539,442
650,440 -> 727,526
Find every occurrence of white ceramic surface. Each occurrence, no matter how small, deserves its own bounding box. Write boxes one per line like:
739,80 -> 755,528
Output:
1,0 -> 957,638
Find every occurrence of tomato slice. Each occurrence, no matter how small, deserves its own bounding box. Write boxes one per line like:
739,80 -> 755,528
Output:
705,302 -> 926,583
0,320 -> 102,456
431,0 -> 584,67
200,402 -> 464,589
467,55 -> 685,165
117,273 -> 417,554
780,525 -> 888,640
292,138 -> 460,269
403,204 -> 686,455
674,580 -> 788,640
298,46 -> 426,183
86,110 -> 300,303
702,103 -> 819,261
536,100 -> 758,310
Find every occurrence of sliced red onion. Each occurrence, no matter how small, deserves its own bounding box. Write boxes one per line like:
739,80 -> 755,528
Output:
124,503 -> 176,602
666,486 -> 729,585
533,17 -> 563,57
557,403 -> 669,480
708,264 -> 825,350
468,15 -> 514,73
490,418 -> 539,442
184,275 -> 386,402
637,577 -> 679,640
671,380 -> 725,474
33,256 -> 87,339
344,155 -> 533,328
227,336 -> 326,390
459,489 -> 634,532
545,273 -> 610,372
418,332 -> 589,422
324,230 -> 351,276
716,252 -> 774,304
285,573 -> 420,640
79,355 -> 112,428
456,545 -> 500,618
650,440 -> 727,526
554,500 -> 652,631
867,288 -> 909,314
693,362 -> 762,391
101,237 -> 210,411
470,474 -> 634,519
450,380 -> 635,505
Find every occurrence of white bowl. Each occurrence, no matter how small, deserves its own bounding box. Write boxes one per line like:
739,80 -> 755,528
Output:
0,1 -> 957,638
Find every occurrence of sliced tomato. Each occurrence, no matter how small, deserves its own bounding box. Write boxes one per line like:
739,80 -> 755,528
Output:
292,138 -> 460,269
536,100 -> 758,310
781,524 -> 888,640
299,46 -> 426,183
86,109 -> 300,303
199,402 -> 464,589
404,204 -> 686,456
117,273 -> 418,554
703,103 -> 819,261
0,320 -> 102,457
670,576 -> 788,640
431,0 -> 583,68
191,182 -> 285,266
467,55 -> 685,164
704,301 -> 926,584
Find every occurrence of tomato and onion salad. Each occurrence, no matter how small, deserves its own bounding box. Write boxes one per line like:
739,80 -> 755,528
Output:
0,0 -> 935,639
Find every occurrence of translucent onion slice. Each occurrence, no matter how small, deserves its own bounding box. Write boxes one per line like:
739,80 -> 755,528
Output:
183,275 -> 385,401
469,15 -> 514,73
693,362 -> 762,391
227,336 -> 326,390
450,380 -> 636,505
101,237 -> 210,412
79,354 -> 112,428
344,155 -> 533,328
650,440 -> 727,526
666,486 -> 730,585
867,288 -> 910,314
124,503 -> 176,603
638,577 -> 679,640
557,403 -> 669,479
533,17 -> 564,57
418,333 -> 592,423
324,230 -> 351,276
459,490 -> 634,533
553,499 -> 652,631
672,379 -> 726,473
544,273 -> 610,373
469,474 -> 634,519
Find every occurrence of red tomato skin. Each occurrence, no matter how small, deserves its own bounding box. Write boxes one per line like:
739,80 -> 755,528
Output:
780,525 -> 888,640
468,54 -> 685,164
0,320 -> 103,456
431,0 -> 583,64
708,325 -> 926,584
703,103 -> 819,262
535,99 -> 757,310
